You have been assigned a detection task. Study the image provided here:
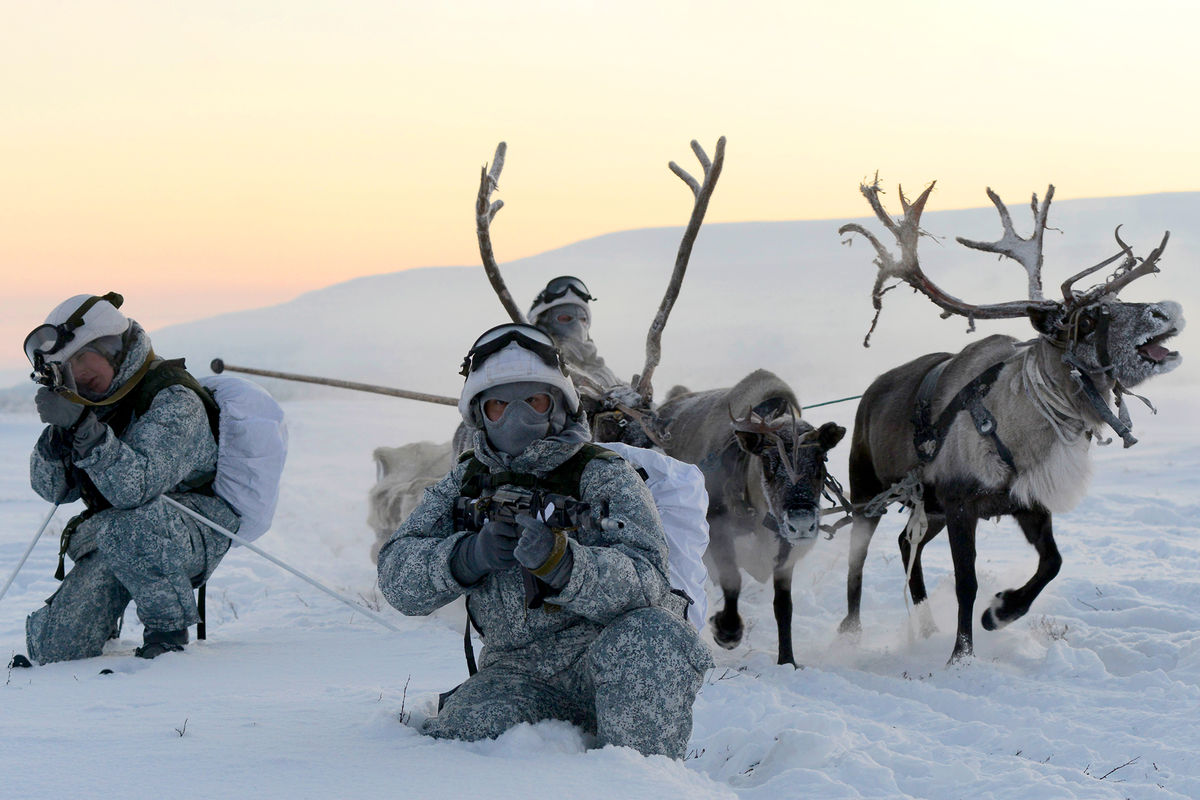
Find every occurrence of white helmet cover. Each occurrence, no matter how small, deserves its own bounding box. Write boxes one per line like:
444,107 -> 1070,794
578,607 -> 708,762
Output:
41,294 -> 130,364
459,341 -> 580,426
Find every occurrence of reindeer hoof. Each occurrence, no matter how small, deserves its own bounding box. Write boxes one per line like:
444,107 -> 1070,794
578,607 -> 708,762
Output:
837,615 -> 862,635
946,633 -> 974,665
709,615 -> 744,650
981,590 -> 1019,631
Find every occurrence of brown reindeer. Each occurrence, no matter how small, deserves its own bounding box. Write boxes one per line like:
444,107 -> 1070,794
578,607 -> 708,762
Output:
838,179 -> 1184,663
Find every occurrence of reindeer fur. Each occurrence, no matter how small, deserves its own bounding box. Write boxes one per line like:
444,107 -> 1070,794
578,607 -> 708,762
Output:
367,440 -> 454,563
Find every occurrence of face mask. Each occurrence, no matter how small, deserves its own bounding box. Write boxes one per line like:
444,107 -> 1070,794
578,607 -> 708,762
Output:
540,304 -> 590,344
479,382 -> 556,456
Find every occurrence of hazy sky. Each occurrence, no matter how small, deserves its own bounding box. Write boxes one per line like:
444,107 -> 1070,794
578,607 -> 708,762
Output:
4,0 -> 1199,376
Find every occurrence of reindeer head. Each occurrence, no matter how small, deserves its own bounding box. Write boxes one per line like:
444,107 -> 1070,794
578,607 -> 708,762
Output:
731,400 -> 846,545
839,180 -> 1185,392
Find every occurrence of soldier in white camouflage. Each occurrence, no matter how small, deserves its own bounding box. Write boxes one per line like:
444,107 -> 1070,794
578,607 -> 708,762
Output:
19,293 -> 238,664
378,323 -> 712,758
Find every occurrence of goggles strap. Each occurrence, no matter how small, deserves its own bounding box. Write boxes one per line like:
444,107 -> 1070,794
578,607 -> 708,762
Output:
55,349 -> 156,408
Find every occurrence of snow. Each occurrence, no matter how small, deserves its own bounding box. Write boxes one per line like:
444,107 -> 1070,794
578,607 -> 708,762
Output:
3,194 -> 1198,798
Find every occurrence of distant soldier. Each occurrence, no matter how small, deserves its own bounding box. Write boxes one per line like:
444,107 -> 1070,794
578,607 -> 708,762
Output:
17,293 -> 237,664
528,276 -> 650,443
378,323 -> 712,757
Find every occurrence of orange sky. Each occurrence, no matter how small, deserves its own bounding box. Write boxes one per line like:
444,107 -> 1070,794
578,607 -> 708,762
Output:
4,0 -> 1200,379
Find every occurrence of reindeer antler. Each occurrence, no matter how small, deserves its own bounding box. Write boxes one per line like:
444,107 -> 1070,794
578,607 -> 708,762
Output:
956,186 -> 1054,301
839,178 -> 1059,346
1062,227 -> 1170,307
634,137 -> 726,404
475,142 -> 526,324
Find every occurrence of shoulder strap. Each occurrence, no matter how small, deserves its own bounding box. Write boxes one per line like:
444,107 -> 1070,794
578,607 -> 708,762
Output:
542,443 -> 619,497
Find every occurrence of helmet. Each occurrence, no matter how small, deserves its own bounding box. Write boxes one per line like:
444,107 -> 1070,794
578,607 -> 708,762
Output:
23,292 -> 130,367
528,276 -> 594,323
458,323 -> 580,425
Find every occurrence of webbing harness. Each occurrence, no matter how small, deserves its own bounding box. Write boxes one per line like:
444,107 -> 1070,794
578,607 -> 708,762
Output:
455,443 -> 619,678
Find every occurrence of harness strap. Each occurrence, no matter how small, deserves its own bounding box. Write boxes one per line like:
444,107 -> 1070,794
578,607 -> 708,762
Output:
1063,352 -> 1138,447
913,359 -> 1017,473
197,584 -> 206,641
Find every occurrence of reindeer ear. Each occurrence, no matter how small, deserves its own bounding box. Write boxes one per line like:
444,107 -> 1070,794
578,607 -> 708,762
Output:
1027,306 -> 1062,336
817,422 -> 846,451
733,429 -> 763,454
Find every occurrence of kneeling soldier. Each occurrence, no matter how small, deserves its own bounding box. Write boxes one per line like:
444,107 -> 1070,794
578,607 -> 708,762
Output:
377,323 -> 712,758
20,293 -> 238,663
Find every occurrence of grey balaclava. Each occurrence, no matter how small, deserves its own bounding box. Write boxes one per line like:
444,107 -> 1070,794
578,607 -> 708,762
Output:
536,302 -> 591,346
479,380 -> 568,457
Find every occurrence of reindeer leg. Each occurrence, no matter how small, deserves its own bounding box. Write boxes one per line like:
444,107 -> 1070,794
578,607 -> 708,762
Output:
705,519 -> 744,650
944,508 -> 979,664
899,517 -> 945,638
772,541 -> 797,667
838,513 -> 880,635
981,509 -> 1061,631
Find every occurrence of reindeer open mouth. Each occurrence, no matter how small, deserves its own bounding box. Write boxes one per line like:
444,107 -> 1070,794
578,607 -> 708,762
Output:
1137,329 -> 1180,366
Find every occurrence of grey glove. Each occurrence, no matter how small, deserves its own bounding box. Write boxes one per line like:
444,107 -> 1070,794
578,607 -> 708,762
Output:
35,387 -> 85,428
71,411 -> 107,459
514,513 -> 574,591
450,520 -> 520,585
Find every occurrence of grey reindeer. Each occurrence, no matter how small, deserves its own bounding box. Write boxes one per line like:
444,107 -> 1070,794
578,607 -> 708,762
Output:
654,371 -> 845,666
838,179 -> 1184,664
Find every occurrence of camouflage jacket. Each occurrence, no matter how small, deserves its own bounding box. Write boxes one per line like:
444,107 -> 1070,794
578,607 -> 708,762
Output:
377,430 -> 676,676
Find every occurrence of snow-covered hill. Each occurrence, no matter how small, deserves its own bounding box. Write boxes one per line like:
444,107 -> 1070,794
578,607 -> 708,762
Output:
141,190 -> 1198,402
2,192 -> 1196,798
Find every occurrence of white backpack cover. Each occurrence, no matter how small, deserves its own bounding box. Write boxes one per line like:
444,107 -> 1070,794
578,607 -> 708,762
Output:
200,375 -> 288,543
602,442 -> 710,631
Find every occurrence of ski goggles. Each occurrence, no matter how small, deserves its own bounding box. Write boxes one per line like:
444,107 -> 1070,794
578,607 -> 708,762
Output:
531,276 -> 594,308
460,323 -> 567,377
22,292 -> 124,367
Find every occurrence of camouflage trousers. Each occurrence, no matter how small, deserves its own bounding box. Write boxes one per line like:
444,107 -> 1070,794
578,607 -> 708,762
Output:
26,495 -> 233,664
425,606 -> 713,758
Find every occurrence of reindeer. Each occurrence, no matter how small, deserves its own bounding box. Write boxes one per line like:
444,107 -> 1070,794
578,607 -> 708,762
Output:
654,371 -> 845,666
837,179 -> 1184,663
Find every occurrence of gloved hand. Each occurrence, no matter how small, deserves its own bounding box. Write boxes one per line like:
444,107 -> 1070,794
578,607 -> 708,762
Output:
514,512 -> 573,591
35,387 -> 85,429
449,520 -> 520,585
71,412 -> 108,459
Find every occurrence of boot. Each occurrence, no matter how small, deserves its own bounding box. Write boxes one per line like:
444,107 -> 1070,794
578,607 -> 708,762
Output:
135,628 -> 188,659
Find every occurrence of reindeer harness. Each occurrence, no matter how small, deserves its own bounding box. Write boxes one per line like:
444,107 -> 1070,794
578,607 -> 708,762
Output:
912,358 -> 1018,474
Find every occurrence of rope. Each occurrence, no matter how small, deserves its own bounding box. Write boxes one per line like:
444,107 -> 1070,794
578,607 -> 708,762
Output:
804,394 -> 862,410
1020,346 -> 1089,446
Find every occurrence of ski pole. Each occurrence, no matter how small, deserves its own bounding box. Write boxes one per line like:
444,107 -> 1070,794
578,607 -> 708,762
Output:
161,496 -> 403,634
210,359 -> 458,407
0,504 -> 59,605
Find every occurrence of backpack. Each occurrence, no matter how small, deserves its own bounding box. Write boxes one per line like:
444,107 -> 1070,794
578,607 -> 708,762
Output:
598,442 -> 710,632
199,374 -> 288,543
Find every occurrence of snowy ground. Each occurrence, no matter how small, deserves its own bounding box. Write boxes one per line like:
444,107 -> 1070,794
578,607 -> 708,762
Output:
2,384 -> 1197,800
